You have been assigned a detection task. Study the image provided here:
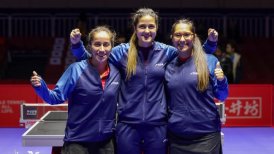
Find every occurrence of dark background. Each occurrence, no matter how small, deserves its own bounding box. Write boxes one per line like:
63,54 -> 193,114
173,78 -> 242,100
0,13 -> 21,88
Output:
0,0 -> 273,84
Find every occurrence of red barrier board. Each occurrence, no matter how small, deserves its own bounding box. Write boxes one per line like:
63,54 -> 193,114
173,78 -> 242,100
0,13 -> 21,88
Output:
0,84 -> 55,127
224,84 -> 273,126
0,85 -> 37,127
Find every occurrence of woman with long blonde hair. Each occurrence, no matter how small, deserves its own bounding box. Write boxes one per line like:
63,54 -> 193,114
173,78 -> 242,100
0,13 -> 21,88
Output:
165,18 -> 228,154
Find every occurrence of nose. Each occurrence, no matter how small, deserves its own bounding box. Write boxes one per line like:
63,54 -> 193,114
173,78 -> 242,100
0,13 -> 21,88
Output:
144,27 -> 150,33
99,45 -> 105,51
180,35 -> 186,41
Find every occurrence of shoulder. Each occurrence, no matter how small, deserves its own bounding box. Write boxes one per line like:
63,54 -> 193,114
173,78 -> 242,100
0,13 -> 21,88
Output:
154,42 -> 177,58
234,52 -> 241,59
70,59 -> 87,67
113,43 -> 129,51
154,42 -> 176,50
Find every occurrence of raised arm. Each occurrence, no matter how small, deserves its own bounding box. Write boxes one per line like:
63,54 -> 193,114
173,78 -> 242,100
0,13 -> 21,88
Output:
203,28 -> 218,54
70,28 -> 90,60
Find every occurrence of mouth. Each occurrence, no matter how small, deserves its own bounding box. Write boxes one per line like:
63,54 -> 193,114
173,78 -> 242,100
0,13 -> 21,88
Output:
142,35 -> 151,40
177,42 -> 185,49
95,53 -> 107,60
96,51 -> 106,57
178,43 -> 191,51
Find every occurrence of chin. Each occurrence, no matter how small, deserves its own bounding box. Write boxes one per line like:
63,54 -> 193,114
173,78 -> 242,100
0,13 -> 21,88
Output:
142,41 -> 154,47
178,48 -> 188,53
96,57 -> 107,63
142,37 -> 153,42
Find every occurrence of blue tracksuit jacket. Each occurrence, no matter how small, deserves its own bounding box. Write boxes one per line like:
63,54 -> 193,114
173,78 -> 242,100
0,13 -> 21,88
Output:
33,60 -> 121,142
71,40 -> 216,125
165,54 -> 228,137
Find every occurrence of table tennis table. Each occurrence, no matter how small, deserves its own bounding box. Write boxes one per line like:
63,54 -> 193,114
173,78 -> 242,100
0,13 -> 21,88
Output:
22,111 -> 67,147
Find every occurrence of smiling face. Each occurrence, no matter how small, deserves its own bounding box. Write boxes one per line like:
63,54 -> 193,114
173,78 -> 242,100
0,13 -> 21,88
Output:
90,31 -> 112,64
171,22 -> 194,55
135,15 -> 157,47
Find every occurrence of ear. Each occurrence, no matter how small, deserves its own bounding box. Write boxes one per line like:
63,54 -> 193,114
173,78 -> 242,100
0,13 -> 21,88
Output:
86,44 -> 92,54
86,44 -> 91,49
193,33 -> 197,39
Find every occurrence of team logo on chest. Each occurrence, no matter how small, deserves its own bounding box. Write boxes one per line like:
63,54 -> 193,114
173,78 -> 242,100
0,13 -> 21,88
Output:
190,72 -> 198,75
155,63 -> 165,67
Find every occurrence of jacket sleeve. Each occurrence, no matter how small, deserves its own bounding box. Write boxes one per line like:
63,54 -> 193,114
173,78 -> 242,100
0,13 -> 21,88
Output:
208,55 -> 229,101
214,77 -> 229,102
203,40 -> 217,54
108,43 -> 128,68
33,65 -> 76,105
166,45 -> 178,63
71,41 -> 90,60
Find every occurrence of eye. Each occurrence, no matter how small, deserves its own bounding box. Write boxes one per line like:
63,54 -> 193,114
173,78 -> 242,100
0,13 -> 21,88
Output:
148,25 -> 156,29
138,25 -> 146,29
173,32 -> 193,39
174,33 -> 182,38
183,33 -> 192,38
103,42 -> 111,47
93,42 -> 101,47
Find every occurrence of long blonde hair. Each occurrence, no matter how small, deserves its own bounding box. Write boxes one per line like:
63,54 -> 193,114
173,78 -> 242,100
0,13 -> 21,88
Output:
171,19 -> 209,92
126,8 -> 158,79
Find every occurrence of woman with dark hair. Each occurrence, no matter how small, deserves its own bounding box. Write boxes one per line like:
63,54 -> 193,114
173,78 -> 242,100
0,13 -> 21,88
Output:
31,26 -> 120,154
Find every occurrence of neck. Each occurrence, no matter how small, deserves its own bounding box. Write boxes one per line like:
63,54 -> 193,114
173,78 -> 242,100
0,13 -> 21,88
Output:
90,58 -> 108,74
178,50 -> 192,59
138,41 -> 153,48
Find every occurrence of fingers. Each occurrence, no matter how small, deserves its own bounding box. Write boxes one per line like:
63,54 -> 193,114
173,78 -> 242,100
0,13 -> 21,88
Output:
30,71 -> 41,87
214,62 -> 224,81
70,28 -> 82,44
70,28 -> 80,37
216,61 -> 221,69
208,28 -> 218,42
33,71 -> 37,76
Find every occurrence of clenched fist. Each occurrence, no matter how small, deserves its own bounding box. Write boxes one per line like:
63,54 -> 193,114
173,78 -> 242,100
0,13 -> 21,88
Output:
70,28 -> 82,44
208,28 -> 218,42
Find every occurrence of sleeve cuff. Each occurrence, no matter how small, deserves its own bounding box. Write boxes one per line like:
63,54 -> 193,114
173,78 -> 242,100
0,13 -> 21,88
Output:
71,42 -> 83,49
217,77 -> 228,87
206,39 -> 217,47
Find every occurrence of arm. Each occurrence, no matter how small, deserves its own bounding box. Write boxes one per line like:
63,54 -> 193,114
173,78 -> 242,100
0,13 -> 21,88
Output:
108,43 -> 129,68
203,28 -> 218,54
166,45 -> 178,63
30,66 -> 75,104
70,28 -> 90,60
71,41 -> 90,60
212,61 -> 229,101
206,56 -> 228,101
